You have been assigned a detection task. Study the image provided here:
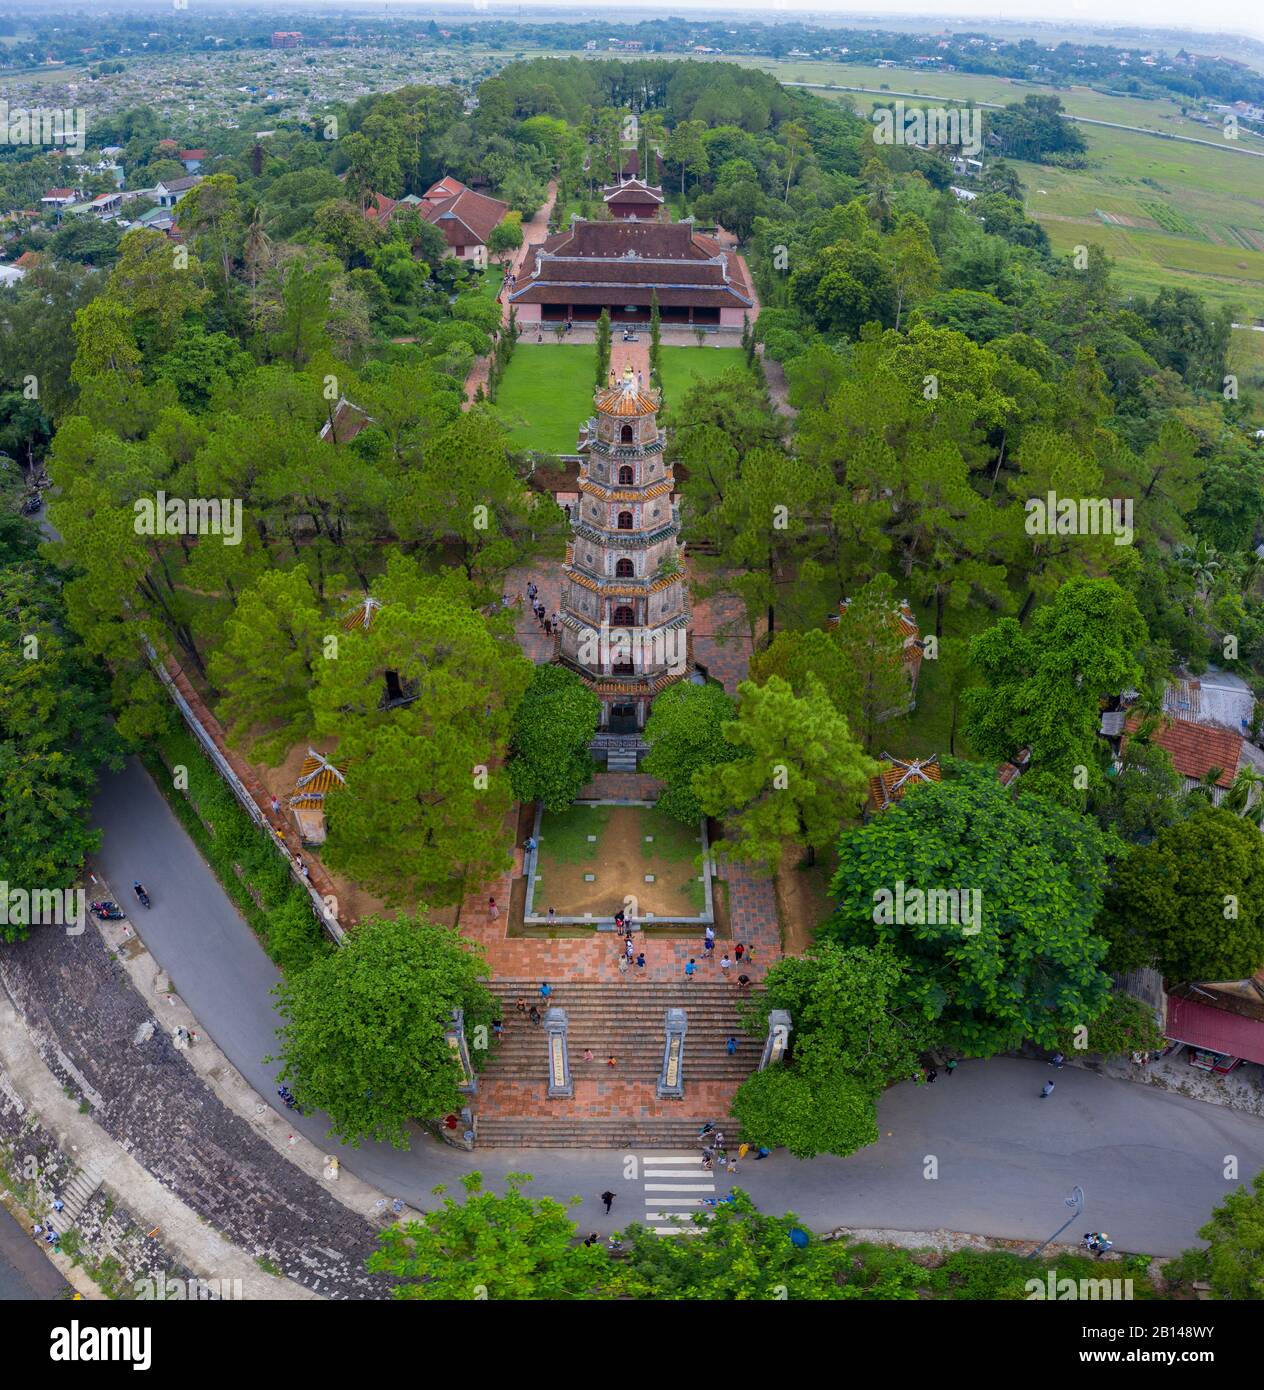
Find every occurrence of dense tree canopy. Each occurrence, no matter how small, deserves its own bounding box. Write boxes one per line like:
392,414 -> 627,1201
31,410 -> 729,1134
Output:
272,914 -> 496,1149
825,764 -> 1115,1054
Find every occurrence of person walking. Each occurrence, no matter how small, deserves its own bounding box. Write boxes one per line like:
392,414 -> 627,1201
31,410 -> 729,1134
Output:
270,795 -> 281,817
713,1132 -> 724,1151
704,924 -> 715,946
607,1055 -> 617,1068
625,937 -> 634,960
945,1058 -> 958,1076
725,1156 -> 738,1175
734,943 -> 744,962
583,1048 -> 594,1062
1040,1080 -> 1055,1099
515,996 -> 527,1016
529,1005 -> 541,1025
488,896 -> 498,920
1050,1052 -> 1066,1070
719,954 -> 732,975
492,1019 -> 504,1040
737,1142 -> 749,1160
925,1067 -> 938,1084
618,953 -> 628,976
703,935 -> 715,955
684,958 -> 698,978
635,952 -> 645,969
726,1036 -> 737,1056
600,1190 -> 616,1214
547,907 -> 556,924
539,981 -> 552,1002
736,973 -> 751,989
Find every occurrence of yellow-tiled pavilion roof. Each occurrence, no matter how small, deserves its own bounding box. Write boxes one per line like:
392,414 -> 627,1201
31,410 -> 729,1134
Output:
341,595 -> 381,631
289,748 -> 348,807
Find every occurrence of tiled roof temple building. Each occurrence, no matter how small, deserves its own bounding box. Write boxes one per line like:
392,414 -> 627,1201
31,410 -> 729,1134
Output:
509,218 -> 754,326
559,369 -> 693,733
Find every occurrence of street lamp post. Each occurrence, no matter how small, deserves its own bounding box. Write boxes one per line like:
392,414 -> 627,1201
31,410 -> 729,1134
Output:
1027,1185 -> 1084,1259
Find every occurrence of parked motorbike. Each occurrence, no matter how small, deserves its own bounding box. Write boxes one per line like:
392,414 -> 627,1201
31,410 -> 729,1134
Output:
132,881 -> 151,909
90,900 -> 125,921
276,1086 -> 303,1114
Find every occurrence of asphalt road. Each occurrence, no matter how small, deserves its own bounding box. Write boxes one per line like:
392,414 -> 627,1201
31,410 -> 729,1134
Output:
0,1206 -> 68,1301
88,756 -> 1264,1255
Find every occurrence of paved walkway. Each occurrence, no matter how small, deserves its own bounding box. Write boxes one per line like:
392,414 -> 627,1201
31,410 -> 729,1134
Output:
69,756 -> 1264,1255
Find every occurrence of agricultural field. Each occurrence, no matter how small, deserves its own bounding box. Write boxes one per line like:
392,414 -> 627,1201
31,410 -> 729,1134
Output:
1012,123 -> 1264,321
741,60 -> 1264,324
1231,328 -> 1264,426
744,56 -> 1264,142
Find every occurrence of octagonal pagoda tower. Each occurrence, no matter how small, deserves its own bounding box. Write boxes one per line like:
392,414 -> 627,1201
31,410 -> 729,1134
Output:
559,367 -> 692,733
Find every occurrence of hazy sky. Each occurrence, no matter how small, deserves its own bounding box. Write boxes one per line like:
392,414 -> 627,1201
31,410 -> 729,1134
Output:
419,0 -> 1264,44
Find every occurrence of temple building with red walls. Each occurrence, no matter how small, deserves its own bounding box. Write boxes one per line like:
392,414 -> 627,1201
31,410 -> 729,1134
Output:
508,217 -> 754,328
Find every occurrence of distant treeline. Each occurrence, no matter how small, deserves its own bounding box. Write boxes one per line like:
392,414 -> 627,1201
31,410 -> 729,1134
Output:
5,10 -> 1264,109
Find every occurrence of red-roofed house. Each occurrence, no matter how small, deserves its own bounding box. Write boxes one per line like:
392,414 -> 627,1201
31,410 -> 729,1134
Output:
41,187 -> 80,209
179,149 -> 208,173
417,177 -> 509,270
1164,987 -> 1264,1073
362,191 -> 398,227
1119,713 -> 1264,804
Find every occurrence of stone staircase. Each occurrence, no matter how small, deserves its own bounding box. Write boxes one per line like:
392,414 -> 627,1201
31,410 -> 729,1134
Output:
475,1115 -> 731,1149
57,1162 -> 106,1229
475,979 -> 763,1147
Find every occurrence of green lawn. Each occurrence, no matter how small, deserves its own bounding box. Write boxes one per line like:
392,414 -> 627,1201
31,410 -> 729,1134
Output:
656,346 -> 748,407
492,343 -> 750,453
477,265 -> 506,301
491,344 -> 595,454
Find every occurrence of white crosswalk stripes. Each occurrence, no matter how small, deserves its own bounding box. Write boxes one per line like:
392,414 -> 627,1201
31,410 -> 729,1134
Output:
640,1152 -> 713,1235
